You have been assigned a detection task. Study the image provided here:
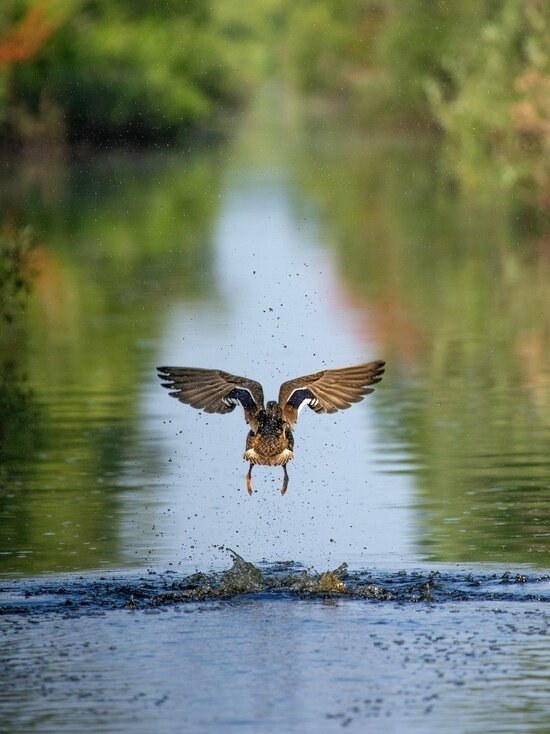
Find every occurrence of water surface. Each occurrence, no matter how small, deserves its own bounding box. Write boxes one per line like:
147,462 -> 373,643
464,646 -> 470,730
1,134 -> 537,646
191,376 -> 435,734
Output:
1,94 -> 549,733
2,105 -> 548,575
1,557 -> 549,734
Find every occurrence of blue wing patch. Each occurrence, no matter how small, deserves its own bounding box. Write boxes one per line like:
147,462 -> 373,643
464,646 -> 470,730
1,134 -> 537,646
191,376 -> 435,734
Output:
227,387 -> 257,411
286,388 -> 314,408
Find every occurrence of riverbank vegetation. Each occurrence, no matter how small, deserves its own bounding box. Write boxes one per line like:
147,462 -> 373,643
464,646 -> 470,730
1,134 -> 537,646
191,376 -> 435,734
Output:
1,1 -> 549,212
280,0 -> 550,211
0,0 -> 547,199
0,0 -> 269,144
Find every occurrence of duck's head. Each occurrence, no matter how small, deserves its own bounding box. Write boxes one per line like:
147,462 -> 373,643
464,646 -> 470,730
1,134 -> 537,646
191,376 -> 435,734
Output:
266,400 -> 281,417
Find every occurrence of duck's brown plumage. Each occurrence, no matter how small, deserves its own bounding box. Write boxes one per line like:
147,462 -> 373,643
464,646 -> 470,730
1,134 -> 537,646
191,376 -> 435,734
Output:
243,401 -> 294,467
157,360 -> 385,495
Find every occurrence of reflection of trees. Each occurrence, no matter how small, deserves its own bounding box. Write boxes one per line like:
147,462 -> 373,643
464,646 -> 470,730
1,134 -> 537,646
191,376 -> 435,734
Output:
0,224 -> 33,326
291,126 -> 550,563
0,359 -> 44,571
0,150 -> 223,574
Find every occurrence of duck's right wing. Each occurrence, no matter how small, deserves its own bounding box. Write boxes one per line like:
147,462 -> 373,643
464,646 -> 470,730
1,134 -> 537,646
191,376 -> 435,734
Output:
158,367 -> 264,432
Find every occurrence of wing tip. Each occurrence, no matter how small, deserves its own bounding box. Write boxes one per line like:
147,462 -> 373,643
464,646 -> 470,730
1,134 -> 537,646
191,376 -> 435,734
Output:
157,366 -> 176,378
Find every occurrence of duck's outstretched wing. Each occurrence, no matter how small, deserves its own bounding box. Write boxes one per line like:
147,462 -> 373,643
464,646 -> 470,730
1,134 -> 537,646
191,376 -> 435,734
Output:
158,367 -> 264,432
278,360 -> 385,430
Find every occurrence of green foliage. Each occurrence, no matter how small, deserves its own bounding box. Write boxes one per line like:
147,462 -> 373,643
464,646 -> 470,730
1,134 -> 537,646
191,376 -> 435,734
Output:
2,0 -> 550,207
427,1 -> 550,202
1,0 -> 270,142
282,1 -> 354,92
280,0 -> 550,210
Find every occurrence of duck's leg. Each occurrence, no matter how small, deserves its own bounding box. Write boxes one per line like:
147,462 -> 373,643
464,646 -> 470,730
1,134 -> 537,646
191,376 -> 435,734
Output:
281,464 -> 289,496
245,463 -> 253,495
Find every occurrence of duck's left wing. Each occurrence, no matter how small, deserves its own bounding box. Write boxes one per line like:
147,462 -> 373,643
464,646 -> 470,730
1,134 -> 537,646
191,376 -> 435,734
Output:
158,367 -> 264,432
278,360 -> 385,430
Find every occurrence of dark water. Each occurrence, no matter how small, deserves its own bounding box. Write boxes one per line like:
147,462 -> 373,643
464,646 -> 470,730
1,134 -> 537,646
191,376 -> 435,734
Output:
1,93 -> 550,732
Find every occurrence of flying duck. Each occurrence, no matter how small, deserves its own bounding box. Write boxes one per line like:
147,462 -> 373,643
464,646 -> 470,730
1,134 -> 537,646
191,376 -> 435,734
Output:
157,360 -> 385,495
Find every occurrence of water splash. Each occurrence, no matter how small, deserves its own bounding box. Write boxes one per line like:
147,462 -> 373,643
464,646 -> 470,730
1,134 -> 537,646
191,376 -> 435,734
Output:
1,552 -> 549,617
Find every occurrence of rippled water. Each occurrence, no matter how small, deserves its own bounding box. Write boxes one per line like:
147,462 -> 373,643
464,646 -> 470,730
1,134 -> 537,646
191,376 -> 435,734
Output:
1,554 -> 549,733
1,92 -> 549,732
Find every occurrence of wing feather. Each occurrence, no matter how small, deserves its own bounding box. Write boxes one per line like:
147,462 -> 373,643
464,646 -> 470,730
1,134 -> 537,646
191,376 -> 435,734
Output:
158,366 -> 264,431
279,360 -> 385,429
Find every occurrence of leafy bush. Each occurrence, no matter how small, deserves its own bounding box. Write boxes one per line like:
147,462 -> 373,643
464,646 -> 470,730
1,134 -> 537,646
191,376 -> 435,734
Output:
0,0 -> 265,142
281,0 -> 550,208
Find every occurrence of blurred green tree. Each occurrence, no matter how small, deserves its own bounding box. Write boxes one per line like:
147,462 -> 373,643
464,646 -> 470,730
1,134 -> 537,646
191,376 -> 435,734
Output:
280,0 -> 550,212
0,0 -> 270,143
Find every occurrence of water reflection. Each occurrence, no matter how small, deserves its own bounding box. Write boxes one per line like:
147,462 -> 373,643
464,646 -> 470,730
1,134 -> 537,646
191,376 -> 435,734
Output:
0,361 -> 43,564
149,160 -> 411,571
288,121 -> 550,565
1,97 -> 549,574
0,150 -> 224,574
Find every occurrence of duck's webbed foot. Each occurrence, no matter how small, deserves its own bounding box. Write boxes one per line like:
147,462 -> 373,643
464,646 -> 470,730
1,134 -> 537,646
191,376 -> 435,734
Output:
281,464 -> 289,496
245,463 -> 253,496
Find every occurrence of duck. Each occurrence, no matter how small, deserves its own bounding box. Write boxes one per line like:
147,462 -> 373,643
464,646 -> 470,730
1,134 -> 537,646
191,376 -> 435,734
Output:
157,360 -> 385,495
